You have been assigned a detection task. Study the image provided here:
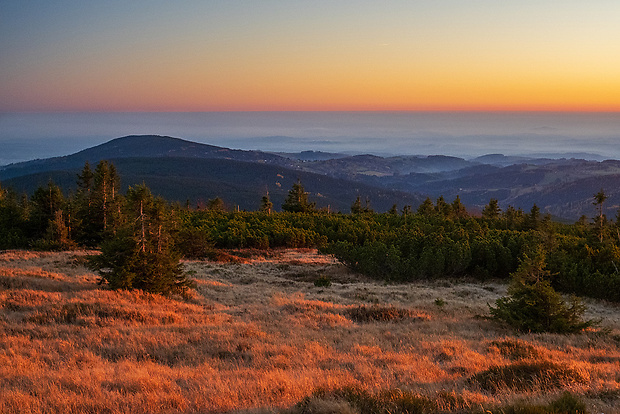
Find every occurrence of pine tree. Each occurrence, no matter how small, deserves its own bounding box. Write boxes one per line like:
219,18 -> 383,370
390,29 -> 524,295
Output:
89,184 -> 193,295
435,196 -> 452,218
451,195 -> 468,219
94,161 -> 111,232
75,160 -> 122,245
401,205 -> 412,224
416,197 -> 435,216
282,180 -> 316,213
74,162 -> 95,244
525,204 -> 541,230
44,210 -> 73,250
77,161 -> 94,194
593,190 -> 607,242
260,193 -> 273,214
351,195 -> 363,214
503,205 -> 523,229
482,198 -> 501,220
0,185 -> 29,248
615,209 -> 620,243
206,197 -> 226,212
489,250 -> 595,333
29,180 -> 66,240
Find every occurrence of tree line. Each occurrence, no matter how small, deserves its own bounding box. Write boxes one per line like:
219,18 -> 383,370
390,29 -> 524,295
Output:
1,161 -> 619,304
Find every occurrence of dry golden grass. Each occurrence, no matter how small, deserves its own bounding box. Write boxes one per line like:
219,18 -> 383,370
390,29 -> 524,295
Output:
1,248 -> 619,413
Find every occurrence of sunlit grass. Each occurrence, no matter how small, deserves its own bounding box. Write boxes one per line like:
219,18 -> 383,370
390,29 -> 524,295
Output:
1,249 -> 619,413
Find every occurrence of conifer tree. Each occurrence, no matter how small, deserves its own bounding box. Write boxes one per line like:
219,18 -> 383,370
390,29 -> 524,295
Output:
260,193 -> 273,214
351,195 -> 372,214
89,184 -> 193,295
503,205 -> 523,229
489,250 -> 594,333
417,197 -> 435,216
451,195 -> 468,219
525,204 -> 541,230
206,197 -> 226,212
75,160 -> 122,245
282,180 -> 315,213
94,160 -> 111,232
29,180 -> 65,240
351,195 -> 363,214
77,161 -> 94,194
435,196 -> 452,218
401,205 -> 412,224
44,210 -> 73,250
615,209 -> 620,243
482,198 -> 501,219
593,190 -> 607,242
0,185 -> 29,248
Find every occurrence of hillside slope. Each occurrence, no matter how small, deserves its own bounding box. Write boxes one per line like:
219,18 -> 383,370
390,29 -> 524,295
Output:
3,134 -> 620,219
0,135 -> 293,181
3,156 -> 423,213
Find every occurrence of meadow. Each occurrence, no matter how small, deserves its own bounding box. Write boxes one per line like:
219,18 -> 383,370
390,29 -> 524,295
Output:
1,248 -> 619,413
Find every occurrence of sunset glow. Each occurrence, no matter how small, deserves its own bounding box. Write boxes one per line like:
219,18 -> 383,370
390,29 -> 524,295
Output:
2,1 -> 620,112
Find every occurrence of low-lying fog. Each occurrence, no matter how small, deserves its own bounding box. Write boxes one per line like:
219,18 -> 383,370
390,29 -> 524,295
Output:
1,111 -> 618,165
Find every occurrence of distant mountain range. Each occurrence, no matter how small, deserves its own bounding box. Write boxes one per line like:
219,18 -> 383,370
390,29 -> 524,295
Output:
0,135 -> 422,213
1,135 -> 618,219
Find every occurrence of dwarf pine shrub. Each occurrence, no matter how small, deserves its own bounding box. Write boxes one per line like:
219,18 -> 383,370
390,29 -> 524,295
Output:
489,250 -> 595,333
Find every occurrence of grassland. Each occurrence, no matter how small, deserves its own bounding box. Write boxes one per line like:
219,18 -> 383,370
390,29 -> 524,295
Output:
1,249 -> 619,413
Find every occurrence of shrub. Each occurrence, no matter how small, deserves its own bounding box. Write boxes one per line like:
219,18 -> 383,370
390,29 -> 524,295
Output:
489,251 -> 595,333
174,227 -> 215,259
90,230 -> 193,295
314,274 -> 332,287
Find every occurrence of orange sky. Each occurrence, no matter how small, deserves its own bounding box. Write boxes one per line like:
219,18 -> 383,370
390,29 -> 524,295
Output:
1,1 -> 620,112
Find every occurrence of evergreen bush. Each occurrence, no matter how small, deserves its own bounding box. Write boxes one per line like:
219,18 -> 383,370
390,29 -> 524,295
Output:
89,185 -> 194,295
489,251 -> 595,333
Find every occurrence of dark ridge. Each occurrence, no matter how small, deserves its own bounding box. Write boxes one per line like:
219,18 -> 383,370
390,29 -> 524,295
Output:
3,156 -> 425,213
0,135 -> 291,181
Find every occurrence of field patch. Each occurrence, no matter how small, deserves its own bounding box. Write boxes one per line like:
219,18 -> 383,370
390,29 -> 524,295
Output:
1,249 -> 619,413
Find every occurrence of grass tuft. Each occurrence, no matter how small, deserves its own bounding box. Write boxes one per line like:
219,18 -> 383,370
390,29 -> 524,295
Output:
27,302 -> 144,324
479,391 -> 587,414
468,361 -> 586,392
346,305 -> 427,323
489,338 -> 542,360
293,386 -> 452,414
292,389 -> 587,414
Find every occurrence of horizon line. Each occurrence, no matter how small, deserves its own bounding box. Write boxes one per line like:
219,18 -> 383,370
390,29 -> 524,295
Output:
3,109 -> 620,115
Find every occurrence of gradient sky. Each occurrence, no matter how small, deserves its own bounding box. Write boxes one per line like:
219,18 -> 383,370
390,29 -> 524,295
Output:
1,1 -> 619,112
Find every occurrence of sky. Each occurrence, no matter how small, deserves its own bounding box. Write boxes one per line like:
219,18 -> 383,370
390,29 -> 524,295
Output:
1,1 -> 620,112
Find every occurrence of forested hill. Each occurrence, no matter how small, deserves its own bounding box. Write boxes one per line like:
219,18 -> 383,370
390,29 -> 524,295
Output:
295,155 -> 620,220
2,134 -> 620,219
1,148 -> 424,213
0,135 -> 293,181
